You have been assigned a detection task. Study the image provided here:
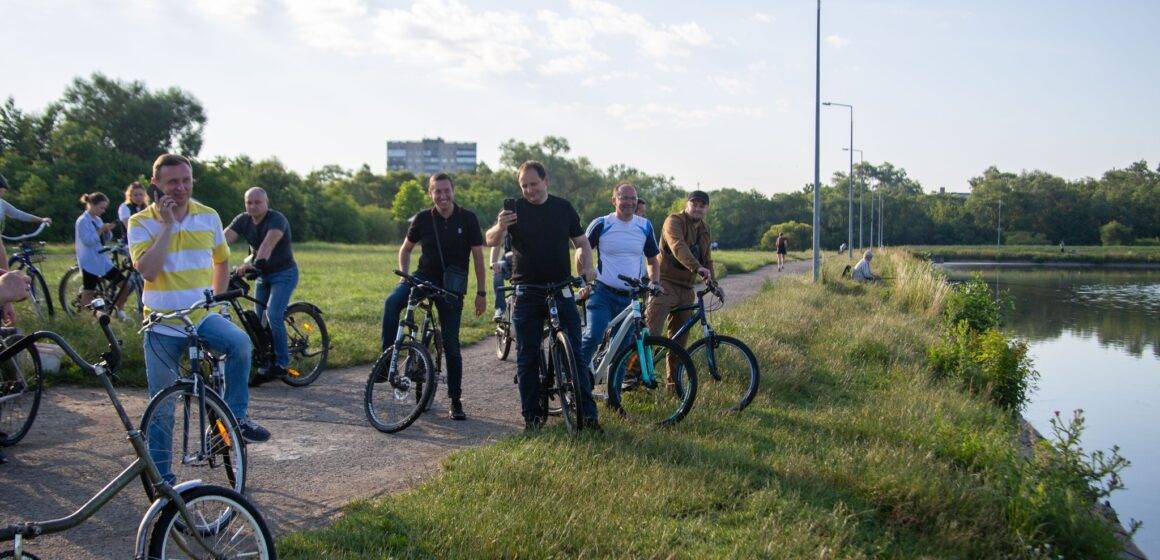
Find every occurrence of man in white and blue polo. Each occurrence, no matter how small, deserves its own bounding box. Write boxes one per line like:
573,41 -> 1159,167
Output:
579,182 -> 662,372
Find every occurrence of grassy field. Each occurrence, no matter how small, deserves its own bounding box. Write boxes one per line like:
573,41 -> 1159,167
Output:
907,244 -> 1160,264
11,242 -> 784,386
278,250 -> 1122,559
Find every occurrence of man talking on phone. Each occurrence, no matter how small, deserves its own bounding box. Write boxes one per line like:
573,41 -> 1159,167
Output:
485,161 -> 600,432
129,154 -> 269,482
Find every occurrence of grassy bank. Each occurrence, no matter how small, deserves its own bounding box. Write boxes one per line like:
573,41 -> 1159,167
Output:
13,242 -> 777,386
280,250 -> 1123,559
907,244 -> 1160,264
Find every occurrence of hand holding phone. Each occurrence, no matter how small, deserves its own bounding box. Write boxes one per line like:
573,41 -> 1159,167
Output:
499,198 -> 518,229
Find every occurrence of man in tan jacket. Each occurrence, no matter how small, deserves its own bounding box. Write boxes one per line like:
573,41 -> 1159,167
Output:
643,190 -> 715,384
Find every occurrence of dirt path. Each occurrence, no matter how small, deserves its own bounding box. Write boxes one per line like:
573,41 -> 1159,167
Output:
0,260 -> 809,558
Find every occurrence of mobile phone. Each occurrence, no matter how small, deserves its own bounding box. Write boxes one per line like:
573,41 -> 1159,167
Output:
148,183 -> 163,204
503,198 -> 517,213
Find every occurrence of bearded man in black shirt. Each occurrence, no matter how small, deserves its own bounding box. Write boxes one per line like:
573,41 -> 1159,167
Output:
485,161 -> 600,432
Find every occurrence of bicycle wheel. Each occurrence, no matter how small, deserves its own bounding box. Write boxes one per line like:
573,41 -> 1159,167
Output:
494,323 -> 512,361
606,335 -> 697,426
26,268 -> 53,319
549,331 -> 582,434
281,302 -> 329,387
57,265 -> 86,318
0,334 -> 42,446
364,340 -> 435,433
139,382 -> 246,500
147,484 -> 276,560
686,335 -> 760,412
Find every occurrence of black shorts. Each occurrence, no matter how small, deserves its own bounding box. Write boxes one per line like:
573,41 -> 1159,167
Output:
82,268 -> 125,290
776,248 -> 787,255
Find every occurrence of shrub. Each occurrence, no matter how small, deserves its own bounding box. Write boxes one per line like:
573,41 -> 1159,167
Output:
928,322 -> 1038,412
1099,220 -> 1134,246
759,221 -> 810,251
1004,230 -> 1049,245
943,273 -> 1004,332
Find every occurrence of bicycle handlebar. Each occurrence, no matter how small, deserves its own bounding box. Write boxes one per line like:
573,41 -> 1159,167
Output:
140,289 -> 241,332
1,221 -> 49,242
616,274 -> 663,297
394,270 -> 457,300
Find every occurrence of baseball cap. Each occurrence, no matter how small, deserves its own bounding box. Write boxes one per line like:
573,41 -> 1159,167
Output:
687,190 -> 709,204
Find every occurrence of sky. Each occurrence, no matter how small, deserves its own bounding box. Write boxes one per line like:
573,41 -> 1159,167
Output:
2,0 -> 1158,195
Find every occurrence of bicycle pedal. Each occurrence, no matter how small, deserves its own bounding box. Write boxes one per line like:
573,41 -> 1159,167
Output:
287,368 -> 301,378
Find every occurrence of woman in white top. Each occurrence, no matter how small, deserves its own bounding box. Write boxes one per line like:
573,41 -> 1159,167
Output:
74,192 -> 125,311
117,181 -> 150,238
0,173 -> 52,324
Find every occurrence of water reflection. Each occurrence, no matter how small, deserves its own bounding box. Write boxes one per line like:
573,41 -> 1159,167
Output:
943,267 -> 1160,358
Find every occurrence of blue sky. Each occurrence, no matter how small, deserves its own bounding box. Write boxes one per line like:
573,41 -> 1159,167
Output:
2,0 -> 1157,194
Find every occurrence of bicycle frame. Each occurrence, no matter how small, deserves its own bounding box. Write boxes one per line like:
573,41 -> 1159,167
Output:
588,297 -> 657,388
0,321 -> 223,559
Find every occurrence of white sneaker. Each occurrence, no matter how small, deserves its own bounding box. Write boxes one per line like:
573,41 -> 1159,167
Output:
114,309 -> 129,322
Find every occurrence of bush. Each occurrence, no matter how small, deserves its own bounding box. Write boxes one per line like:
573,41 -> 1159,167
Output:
759,221 -> 810,251
1004,230 -> 1049,245
927,322 -> 1038,412
1099,220 -> 1135,246
943,274 -> 1004,332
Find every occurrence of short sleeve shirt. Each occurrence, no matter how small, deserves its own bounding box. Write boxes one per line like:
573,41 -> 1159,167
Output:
508,195 -> 584,284
585,213 -> 659,290
227,210 -> 295,274
128,200 -> 230,336
406,205 -> 484,280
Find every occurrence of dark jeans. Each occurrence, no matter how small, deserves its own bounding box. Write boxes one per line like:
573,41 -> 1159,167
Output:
255,265 -> 299,368
380,275 -> 466,400
513,287 -> 598,422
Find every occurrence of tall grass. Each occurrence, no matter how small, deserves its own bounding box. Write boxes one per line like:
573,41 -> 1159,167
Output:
280,259 -> 1124,559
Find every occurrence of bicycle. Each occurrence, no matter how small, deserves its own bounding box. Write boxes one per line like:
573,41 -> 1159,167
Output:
0,300 -> 275,559
58,240 -> 144,319
585,275 -> 698,426
667,279 -> 760,412
3,222 -> 53,319
364,271 -> 451,434
493,288 -> 514,360
226,269 -> 330,387
0,328 -> 42,448
137,289 -> 249,502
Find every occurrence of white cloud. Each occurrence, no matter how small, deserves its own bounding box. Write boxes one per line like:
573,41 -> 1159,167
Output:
581,70 -> 640,87
775,99 -> 790,112
191,0 -> 262,22
711,75 -> 753,95
753,12 -> 772,24
284,0 -> 369,54
569,0 -> 711,61
604,102 -> 765,130
825,34 -> 850,48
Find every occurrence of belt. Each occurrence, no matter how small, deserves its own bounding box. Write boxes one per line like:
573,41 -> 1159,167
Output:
596,281 -> 632,298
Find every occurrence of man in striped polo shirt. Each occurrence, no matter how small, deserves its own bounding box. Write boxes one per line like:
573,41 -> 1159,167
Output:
129,155 -> 270,470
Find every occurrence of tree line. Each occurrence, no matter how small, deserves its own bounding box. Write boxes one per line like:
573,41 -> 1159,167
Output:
2,74 -> 1156,248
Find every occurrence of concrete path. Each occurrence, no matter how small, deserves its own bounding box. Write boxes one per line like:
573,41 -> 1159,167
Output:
0,260 -> 808,558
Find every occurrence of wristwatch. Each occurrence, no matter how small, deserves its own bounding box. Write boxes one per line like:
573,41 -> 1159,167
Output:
476,290 -> 486,297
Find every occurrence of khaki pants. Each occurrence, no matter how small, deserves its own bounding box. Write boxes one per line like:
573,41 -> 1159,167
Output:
644,279 -> 695,383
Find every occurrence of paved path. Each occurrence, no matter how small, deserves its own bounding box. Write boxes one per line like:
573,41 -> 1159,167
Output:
0,260 -> 808,558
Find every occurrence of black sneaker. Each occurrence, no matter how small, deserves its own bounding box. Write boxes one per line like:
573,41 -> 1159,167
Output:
248,369 -> 277,387
450,399 -> 466,421
524,417 -> 545,432
584,419 -> 604,433
620,377 -> 641,392
238,418 -> 270,443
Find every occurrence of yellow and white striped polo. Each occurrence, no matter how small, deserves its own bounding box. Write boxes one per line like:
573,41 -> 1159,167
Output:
128,199 -> 230,336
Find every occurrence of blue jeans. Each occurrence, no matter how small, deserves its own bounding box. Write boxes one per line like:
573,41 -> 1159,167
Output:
380,275 -> 467,400
255,265 -> 299,368
143,313 -> 252,479
513,286 -> 598,422
580,282 -> 633,371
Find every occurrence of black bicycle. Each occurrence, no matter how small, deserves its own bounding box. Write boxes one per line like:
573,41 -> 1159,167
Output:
0,327 -> 42,448
364,271 -> 452,434
668,279 -> 760,412
494,288 -> 514,361
3,222 -> 53,319
1,301 -> 275,559
58,240 -> 144,318
226,269 -> 330,387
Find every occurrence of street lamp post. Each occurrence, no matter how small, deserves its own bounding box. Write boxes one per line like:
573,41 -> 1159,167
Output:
811,0 -> 822,282
997,199 -> 1002,246
824,101 -> 854,258
843,147 -> 863,249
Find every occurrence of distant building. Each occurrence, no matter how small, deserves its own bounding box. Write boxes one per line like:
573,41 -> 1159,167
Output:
937,187 -> 970,199
386,138 -> 477,175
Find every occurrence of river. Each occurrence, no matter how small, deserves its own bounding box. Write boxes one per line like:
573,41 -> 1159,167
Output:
943,264 -> 1159,556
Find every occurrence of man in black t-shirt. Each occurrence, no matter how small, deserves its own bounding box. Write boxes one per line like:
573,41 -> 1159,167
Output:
381,173 -> 487,421
225,187 -> 298,384
485,161 -> 599,431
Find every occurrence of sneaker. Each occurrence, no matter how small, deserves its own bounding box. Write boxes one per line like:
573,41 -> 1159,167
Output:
584,419 -> 604,433
524,417 -> 545,432
620,377 -> 641,392
238,418 -> 270,443
268,364 -> 289,379
449,399 -> 466,421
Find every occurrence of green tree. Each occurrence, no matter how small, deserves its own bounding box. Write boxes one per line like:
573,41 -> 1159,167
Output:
759,221 -> 811,251
1099,220 -> 1134,246
392,180 -> 427,222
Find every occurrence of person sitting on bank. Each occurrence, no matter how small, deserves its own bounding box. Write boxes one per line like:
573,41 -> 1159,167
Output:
851,250 -> 879,282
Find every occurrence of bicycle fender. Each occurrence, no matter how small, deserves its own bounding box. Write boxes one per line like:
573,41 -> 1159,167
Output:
133,480 -> 203,560
288,301 -> 324,316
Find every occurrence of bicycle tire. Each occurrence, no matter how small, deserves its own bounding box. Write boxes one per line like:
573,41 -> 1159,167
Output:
549,330 -> 582,434
280,302 -> 329,387
686,335 -> 760,412
139,382 -> 246,500
0,550 -> 42,558
57,265 -> 86,318
147,484 -> 276,560
26,268 -> 53,319
0,334 -> 42,447
606,335 -> 698,426
494,323 -> 512,361
364,340 -> 435,434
